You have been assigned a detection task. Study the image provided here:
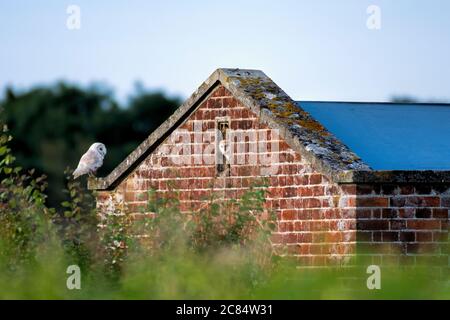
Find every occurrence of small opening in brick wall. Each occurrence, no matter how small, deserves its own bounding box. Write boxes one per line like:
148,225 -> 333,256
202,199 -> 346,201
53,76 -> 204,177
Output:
216,118 -> 230,176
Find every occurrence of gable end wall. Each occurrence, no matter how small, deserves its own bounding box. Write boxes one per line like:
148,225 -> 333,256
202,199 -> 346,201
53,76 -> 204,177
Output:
96,85 -> 449,267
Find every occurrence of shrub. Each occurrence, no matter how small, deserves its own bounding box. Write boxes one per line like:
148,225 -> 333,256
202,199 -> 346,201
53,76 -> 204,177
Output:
53,169 -> 100,272
0,125 -> 55,269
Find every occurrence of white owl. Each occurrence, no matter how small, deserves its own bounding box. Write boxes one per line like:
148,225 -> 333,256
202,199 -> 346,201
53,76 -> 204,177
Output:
73,142 -> 107,179
218,139 -> 231,162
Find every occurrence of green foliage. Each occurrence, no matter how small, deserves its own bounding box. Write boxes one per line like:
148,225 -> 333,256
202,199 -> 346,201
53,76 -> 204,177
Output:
52,169 -> 100,272
140,188 -> 186,251
0,82 -> 181,207
0,125 -> 55,268
100,208 -> 133,280
134,182 -> 276,256
190,183 -> 276,251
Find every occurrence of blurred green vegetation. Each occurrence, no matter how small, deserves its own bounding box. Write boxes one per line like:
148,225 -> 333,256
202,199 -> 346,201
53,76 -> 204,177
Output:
0,82 -> 182,207
2,240 -> 447,300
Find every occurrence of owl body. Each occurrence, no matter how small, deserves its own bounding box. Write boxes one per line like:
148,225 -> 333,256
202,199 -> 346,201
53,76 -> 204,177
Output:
73,142 -> 107,179
218,139 -> 230,162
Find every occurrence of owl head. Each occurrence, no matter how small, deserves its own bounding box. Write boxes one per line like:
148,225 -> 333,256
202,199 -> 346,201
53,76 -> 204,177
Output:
90,142 -> 107,157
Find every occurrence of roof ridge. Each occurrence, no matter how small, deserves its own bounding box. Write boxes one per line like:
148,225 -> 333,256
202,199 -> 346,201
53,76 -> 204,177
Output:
88,68 -> 370,190
297,100 -> 450,106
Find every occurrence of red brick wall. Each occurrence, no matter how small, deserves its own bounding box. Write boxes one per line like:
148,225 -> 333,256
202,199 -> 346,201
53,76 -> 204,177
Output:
96,85 -> 449,267
343,183 -> 449,266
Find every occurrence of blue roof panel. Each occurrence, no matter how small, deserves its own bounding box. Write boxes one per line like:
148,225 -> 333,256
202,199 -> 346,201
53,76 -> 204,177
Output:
296,101 -> 450,170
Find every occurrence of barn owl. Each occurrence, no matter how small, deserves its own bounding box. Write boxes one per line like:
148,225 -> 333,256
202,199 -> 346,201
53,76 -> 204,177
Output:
73,142 -> 107,179
218,139 -> 231,162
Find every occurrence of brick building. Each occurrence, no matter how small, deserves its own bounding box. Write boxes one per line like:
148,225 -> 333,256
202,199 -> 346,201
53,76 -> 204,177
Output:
89,68 -> 449,267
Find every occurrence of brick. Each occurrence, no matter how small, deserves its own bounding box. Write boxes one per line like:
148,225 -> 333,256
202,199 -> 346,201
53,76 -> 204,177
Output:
297,233 -> 312,243
382,231 -> 399,242
356,197 -> 389,207
297,244 -> 310,255
294,221 -> 304,232
416,232 -> 433,242
441,197 -> 450,207
312,233 -> 326,242
357,184 -> 379,195
373,232 -> 382,242
340,185 -> 357,195
382,208 -> 397,218
415,208 -> 432,218
282,187 -> 297,198
311,186 -> 325,196
391,196 -> 440,207
325,232 -> 343,243
433,208 -> 448,219
311,209 -> 323,220
281,210 -> 298,221
399,185 -> 415,195
309,174 -> 322,185
124,192 -> 137,202
211,86 -> 226,97
341,209 -> 355,219
400,231 -> 415,242
407,220 -> 442,230
390,219 -> 407,230
304,198 -> 322,208
355,209 -> 371,219
357,220 -> 389,231
283,233 -> 298,244
310,221 -> 328,231
310,244 -> 323,255
372,209 -> 382,218
356,231 -> 372,242
398,208 -> 415,218
279,222 -> 294,232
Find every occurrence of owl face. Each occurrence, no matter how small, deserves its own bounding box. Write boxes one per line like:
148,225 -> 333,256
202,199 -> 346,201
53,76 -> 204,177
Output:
91,142 -> 107,157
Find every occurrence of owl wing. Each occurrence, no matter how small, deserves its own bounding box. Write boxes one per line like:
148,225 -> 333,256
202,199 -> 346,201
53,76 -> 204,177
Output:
73,149 -> 103,179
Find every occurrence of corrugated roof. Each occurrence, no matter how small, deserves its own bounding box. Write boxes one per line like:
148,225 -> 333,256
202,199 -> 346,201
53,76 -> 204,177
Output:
296,101 -> 450,170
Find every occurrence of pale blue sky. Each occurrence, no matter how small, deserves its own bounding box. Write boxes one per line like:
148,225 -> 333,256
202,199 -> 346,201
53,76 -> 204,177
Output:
1,0 -> 450,102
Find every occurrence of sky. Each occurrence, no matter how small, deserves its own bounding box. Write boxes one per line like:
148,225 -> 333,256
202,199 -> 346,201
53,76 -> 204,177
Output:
1,0 -> 450,102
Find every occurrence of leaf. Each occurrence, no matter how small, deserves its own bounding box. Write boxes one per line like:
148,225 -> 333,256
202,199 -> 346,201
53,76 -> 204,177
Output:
61,201 -> 72,208
64,211 -> 73,218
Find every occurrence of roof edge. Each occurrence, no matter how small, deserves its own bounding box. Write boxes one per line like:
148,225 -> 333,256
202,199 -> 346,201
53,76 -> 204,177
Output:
88,68 -> 370,190
297,100 -> 450,106
88,69 -> 224,190
335,170 -> 450,184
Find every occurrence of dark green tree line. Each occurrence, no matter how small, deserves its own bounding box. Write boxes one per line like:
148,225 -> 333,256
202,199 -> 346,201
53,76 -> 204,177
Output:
0,82 -> 182,206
